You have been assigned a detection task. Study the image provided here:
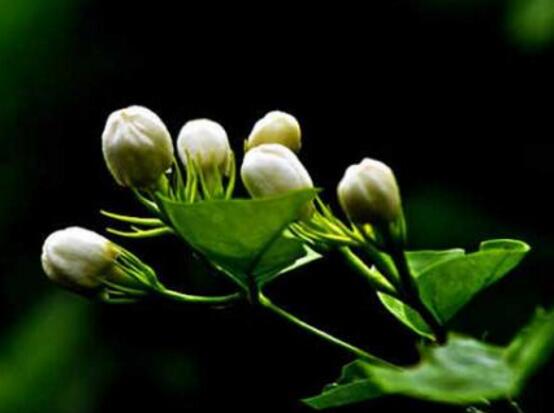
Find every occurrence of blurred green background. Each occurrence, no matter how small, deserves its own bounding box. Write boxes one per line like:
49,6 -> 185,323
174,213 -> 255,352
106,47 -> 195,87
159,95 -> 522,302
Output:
1,1 -> 553,412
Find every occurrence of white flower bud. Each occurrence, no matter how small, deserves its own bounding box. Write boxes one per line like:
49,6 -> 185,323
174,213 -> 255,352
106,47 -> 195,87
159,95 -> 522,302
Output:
246,111 -> 302,152
177,119 -> 232,176
337,158 -> 402,225
102,106 -> 174,188
241,143 -> 313,207
41,227 -> 119,291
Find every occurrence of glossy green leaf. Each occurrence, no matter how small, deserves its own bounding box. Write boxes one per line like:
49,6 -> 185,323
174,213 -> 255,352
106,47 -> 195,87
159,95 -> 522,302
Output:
157,189 -> 318,289
379,240 -> 530,338
305,307 -> 554,410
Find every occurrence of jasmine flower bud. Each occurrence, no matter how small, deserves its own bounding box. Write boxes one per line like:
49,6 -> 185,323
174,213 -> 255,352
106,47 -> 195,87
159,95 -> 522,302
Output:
41,227 -> 120,291
102,106 -> 174,188
246,111 -> 301,153
177,119 -> 232,176
337,158 -> 402,225
241,144 -> 313,217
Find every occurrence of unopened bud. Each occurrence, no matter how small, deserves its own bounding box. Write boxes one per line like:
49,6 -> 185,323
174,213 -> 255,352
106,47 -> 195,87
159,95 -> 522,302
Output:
102,106 -> 174,188
177,119 -> 232,176
241,144 -> 313,217
246,111 -> 301,152
337,158 -> 402,225
41,227 -> 120,291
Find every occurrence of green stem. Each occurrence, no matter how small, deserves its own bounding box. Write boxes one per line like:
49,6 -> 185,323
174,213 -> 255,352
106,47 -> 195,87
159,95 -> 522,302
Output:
100,210 -> 164,227
155,174 -> 171,195
157,288 -> 242,305
390,247 -> 448,345
360,244 -> 402,292
340,247 -> 399,298
259,293 -> 398,369
107,226 -> 173,239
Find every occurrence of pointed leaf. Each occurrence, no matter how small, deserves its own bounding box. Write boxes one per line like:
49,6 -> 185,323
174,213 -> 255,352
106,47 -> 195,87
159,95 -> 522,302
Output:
418,240 -> 530,323
377,293 -> 434,339
157,189 -> 317,289
379,240 -> 530,338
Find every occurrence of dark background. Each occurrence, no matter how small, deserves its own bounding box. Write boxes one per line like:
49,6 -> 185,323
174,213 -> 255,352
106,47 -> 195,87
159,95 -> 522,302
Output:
1,0 -> 553,412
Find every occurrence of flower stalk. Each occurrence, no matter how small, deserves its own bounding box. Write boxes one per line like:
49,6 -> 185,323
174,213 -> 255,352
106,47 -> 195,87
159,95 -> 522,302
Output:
258,293 -> 397,369
155,288 -> 243,306
339,247 -> 399,297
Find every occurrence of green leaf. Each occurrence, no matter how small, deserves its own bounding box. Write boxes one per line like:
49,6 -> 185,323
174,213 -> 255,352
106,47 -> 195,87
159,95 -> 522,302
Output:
377,293 -> 435,339
255,240 -> 321,286
157,189 -> 318,289
506,308 -> 554,390
303,361 -> 386,409
406,249 -> 465,276
379,240 -> 530,338
305,307 -> 554,410
305,335 -> 513,409
418,240 -> 530,323
370,337 -> 513,404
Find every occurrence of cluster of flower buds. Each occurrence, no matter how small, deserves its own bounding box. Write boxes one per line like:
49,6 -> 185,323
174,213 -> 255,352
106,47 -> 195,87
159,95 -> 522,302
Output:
43,108 -> 315,295
241,111 -> 405,240
43,105 -> 405,297
100,106 -> 314,204
102,106 -> 235,198
246,110 -> 405,241
241,112 -> 314,218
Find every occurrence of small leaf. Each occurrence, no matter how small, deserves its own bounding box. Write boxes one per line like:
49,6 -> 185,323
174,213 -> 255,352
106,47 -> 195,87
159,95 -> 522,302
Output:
156,189 -> 318,289
377,293 -> 434,339
379,240 -> 530,338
